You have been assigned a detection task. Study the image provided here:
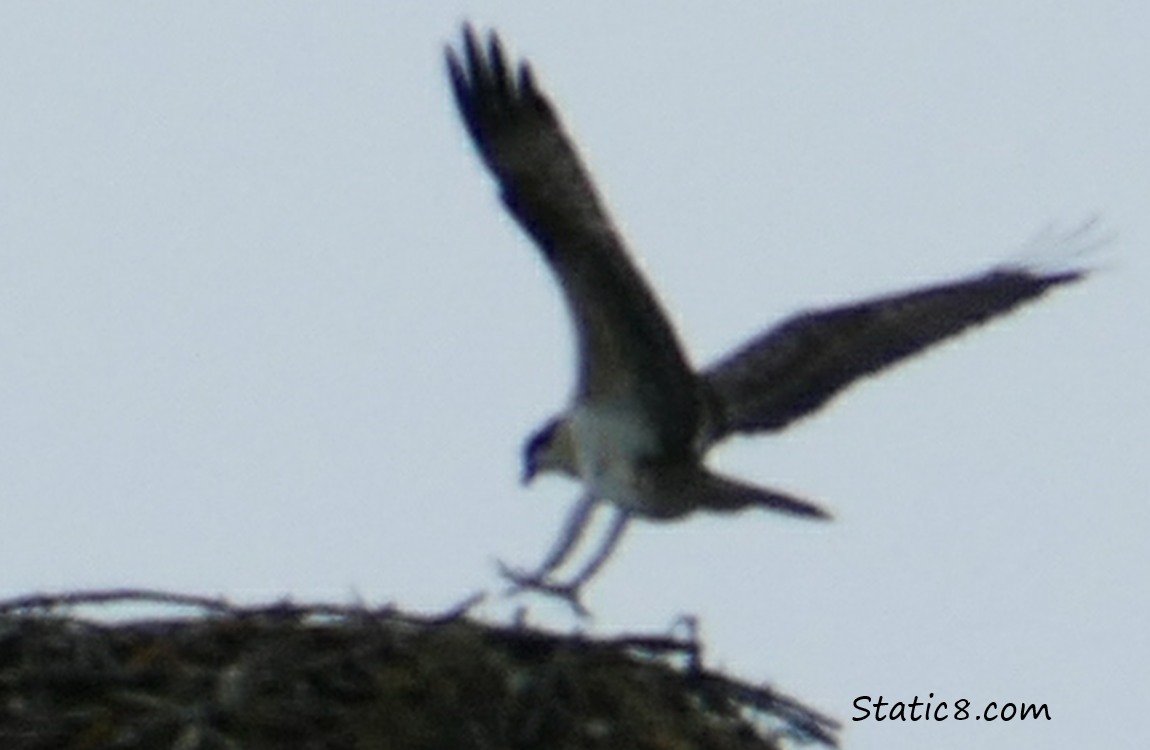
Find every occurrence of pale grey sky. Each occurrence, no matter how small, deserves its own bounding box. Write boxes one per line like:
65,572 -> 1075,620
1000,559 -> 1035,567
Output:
1,4 -> 1145,749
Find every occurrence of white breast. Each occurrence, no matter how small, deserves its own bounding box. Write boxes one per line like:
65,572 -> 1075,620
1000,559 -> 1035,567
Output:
568,403 -> 661,513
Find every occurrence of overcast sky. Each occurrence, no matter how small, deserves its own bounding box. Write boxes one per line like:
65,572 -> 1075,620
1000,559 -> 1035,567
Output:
1,3 -> 1146,749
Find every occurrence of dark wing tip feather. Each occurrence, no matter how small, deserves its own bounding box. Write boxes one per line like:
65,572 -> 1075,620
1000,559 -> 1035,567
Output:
444,47 -> 468,106
1046,267 -> 1087,285
517,62 -> 542,104
463,23 -> 484,80
446,25 -> 556,124
446,24 -> 551,157
957,262 -> 1087,325
996,261 -> 1088,290
486,30 -> 510,87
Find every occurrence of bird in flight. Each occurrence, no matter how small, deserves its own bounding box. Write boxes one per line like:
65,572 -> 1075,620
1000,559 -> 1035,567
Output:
445,25 -> 1092,610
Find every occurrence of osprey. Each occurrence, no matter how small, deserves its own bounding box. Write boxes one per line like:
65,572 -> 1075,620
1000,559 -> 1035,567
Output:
446,25 -> 1091,607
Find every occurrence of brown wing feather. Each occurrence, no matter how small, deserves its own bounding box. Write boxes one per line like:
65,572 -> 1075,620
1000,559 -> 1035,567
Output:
446,25 -> 698,448
702,265 -> 1085,438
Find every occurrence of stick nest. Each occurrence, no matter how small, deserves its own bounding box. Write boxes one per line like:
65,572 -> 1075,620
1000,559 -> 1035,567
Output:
0,589 -> 838,750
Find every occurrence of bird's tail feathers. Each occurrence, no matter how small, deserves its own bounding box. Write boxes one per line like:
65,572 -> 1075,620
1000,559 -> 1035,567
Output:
654,467 -> 832,520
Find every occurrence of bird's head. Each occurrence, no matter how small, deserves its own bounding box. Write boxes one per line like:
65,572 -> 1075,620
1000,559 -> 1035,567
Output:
521,416 -> 577,484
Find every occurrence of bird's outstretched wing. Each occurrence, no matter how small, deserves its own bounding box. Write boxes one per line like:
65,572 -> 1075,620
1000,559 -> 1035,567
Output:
446,26 -> 699,446
702,264 -> 1085,438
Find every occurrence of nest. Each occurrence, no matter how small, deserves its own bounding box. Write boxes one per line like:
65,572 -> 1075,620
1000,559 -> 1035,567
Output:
0,589 -> 839,750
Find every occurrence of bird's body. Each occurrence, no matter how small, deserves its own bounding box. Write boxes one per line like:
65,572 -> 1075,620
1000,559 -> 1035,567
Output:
567,402 -> 658,513
444,25 -> 1093,605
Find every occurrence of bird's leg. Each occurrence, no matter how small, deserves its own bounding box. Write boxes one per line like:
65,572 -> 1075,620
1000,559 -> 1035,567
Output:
498,492 -> 599,589
500,508 -> 631,618
557,509 -> 630,591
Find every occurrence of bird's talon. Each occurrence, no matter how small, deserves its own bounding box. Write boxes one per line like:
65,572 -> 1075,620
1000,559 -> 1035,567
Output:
496,561 -> 591,617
